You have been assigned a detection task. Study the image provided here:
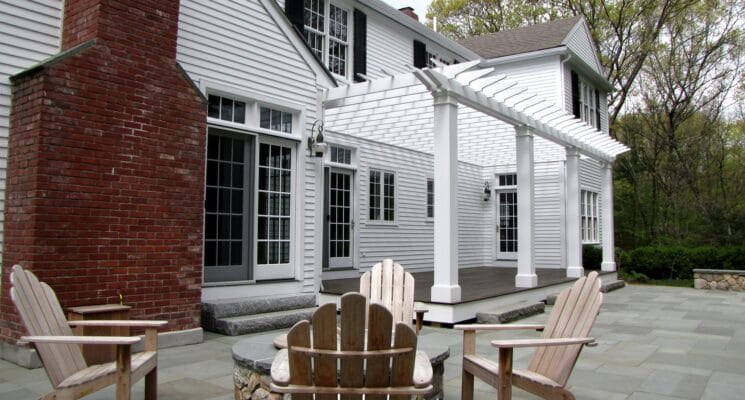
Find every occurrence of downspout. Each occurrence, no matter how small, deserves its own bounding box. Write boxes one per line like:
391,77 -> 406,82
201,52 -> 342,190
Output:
560,53 -> 573,112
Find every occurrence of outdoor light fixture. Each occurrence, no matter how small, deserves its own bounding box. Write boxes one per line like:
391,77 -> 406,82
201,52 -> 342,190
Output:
483,181 -> 491,201
308,120 -> 328,157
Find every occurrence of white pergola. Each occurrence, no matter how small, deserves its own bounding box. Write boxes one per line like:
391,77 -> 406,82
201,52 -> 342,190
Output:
324,61 -> 629,303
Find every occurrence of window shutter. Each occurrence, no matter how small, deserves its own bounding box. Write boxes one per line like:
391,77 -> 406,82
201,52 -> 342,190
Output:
353,9 -> 367,82
413,40 -> 426,69
285,0 -> 305,36
595,89 -> 601,131
571,71 -> 580,118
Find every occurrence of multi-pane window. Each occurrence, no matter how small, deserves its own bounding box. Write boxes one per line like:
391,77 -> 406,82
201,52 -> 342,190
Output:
257,143 -> 292,264
369,169 -> 395,221
304,0 -> 350,77
204,135 -> 245,268
208,95 -> 246,124
498,173 -> 517,187
581,190 -> 599,243
426,178 -> 434,219
260,107 -> 293,133
579,81 -> 598,129
330,145 -> 351,164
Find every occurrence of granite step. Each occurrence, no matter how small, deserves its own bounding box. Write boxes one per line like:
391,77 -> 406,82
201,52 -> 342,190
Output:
601,279 -> 626,293
476,301 -> 545,324
213,307 -> 317,336
202,294 -> 316,332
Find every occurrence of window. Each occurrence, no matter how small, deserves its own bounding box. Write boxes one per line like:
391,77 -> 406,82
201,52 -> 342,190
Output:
369,169 -> 394,221
497,173 -> 517,187
257,143 -> 293,264
260,107 -> 293,133
426,178 -> 434,219
581,190 -> 599,243
579,80 -> 598,130
304,0 -> 350,77
208,95 -> 246,124
330,145 -> 351,164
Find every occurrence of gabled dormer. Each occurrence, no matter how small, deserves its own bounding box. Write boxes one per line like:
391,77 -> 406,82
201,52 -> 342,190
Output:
458,16 -> 613,133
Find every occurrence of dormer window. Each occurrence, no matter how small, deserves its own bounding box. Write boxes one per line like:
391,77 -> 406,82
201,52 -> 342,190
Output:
571,71 -> 602,131
304,0 -> 350,78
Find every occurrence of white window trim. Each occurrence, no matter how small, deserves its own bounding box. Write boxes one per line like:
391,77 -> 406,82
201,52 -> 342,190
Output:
304,0 -> 354,81
366,167 -> 397,226
580,189 -> 600,244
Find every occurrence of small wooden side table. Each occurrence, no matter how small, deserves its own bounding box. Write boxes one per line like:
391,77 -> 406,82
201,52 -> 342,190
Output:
67,304 -> 131,365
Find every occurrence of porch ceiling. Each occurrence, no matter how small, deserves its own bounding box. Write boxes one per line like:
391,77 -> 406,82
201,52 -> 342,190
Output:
323,61 -> 629,166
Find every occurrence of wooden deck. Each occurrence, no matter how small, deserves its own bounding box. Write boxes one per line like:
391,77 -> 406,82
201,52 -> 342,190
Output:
320,267 -> 617,323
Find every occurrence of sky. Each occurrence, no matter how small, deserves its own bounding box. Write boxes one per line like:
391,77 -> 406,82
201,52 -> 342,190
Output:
382,0 -> 432,21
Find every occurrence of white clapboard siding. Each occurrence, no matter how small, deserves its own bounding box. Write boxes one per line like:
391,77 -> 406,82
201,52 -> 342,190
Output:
489,55 -> 563,105
563,22 -> 603,75
0,0 -> 63,265
534,161 -> 565,268
327,132 -> 490,272
178,0 -> 322,293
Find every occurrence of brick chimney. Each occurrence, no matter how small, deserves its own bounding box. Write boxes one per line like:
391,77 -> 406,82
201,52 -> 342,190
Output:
1,0 -> 206,347
399,6 -> 419,21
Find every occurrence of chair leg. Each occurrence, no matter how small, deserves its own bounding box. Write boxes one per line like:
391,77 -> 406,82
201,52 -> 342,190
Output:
461,368 -> 474,400
145,368 -> 157,400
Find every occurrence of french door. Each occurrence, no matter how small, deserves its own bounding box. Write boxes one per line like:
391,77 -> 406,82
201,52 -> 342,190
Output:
497,190 -> 518,260
325,168 -> 354,269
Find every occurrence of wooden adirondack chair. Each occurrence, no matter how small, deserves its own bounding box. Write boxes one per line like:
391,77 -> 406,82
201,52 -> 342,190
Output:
456,271 -> 603,400
360,259 -> 429,334
9,264 -> 167,400
270,292 -> 433,398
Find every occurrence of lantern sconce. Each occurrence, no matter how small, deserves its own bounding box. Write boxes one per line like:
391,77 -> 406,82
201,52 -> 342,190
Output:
482,181 -> 491,201
308,120 -> 328,157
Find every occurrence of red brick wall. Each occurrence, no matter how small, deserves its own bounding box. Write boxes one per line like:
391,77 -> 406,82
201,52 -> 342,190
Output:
1,0 -> 206,343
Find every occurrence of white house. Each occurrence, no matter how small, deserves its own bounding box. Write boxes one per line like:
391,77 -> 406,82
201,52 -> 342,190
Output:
0,0 -> 627,345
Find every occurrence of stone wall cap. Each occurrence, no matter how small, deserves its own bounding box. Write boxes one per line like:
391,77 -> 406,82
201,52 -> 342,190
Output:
693,269 -> 745,275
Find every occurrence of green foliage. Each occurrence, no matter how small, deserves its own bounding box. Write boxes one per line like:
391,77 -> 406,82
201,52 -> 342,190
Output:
582,245 -> 603,270
619,246 -> 745,281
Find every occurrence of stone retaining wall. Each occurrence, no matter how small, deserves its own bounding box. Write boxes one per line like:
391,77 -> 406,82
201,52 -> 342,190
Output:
693,269 -> 745,291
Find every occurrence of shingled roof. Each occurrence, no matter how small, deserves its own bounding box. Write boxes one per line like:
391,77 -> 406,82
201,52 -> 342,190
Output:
457,16 -> 583,59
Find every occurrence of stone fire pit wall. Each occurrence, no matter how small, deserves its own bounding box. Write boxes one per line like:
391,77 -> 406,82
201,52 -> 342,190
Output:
693,269 -> 745,291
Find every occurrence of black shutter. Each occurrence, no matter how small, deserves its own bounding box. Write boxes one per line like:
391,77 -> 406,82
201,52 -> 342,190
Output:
571,71 -> 580,118
353,9 -> 367,82
413,40 -> 426,69
595,89 -> 601,131
285,0 -> 305,36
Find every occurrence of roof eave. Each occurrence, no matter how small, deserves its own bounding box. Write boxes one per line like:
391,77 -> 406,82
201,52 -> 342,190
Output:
358,0 -> 481,61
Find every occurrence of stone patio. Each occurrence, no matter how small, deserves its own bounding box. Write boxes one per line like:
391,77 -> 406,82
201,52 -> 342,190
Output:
2,283 -> 745,399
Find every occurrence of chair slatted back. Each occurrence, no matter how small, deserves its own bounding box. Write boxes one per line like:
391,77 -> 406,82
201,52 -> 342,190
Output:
528,271 -> 602,386
360,259 -> 415,329
9,265 -> 88,386
285,292 -> 418,398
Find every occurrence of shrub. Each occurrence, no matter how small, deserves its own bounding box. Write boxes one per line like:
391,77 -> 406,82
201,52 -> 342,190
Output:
620,245 -> 745,280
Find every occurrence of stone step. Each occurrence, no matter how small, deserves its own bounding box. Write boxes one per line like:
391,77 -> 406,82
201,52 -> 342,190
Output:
601,279 -> 626,293
213,307 -> 317,336
201,294 -> 316,332
545,293 -> 559,306
476,301 -> 545,324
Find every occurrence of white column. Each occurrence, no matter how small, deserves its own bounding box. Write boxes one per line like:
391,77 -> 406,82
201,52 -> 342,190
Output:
515,126 -> 537,288
565,148 -> 584,278
430,93 -> 461,303
600,161 -> 617,271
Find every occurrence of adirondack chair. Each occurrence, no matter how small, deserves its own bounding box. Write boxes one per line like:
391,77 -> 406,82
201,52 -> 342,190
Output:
270,292 -> 433,398
360,259 -> 429,334
9,264 -> 167,400
456,271 -> 603,400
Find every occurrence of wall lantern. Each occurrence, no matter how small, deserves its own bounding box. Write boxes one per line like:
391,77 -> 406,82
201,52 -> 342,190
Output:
308,120 -> 328,157
482,181 -> 491,201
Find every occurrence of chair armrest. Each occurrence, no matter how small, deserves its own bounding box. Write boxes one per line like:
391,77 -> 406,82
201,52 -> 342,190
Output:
270,349 -> 290,386
20,335 -> 141,346
491,337 -> 595,349
413,350 -> 433,388
454,324 -> 545,332
68,320 -> 168,328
